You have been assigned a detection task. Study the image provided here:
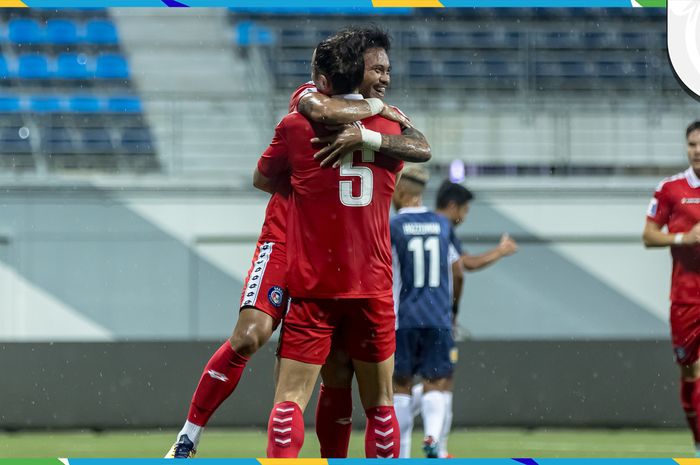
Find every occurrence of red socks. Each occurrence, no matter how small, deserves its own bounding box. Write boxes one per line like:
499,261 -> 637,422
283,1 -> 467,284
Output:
681,378 -> 700,445
187,341 -> 249,426
364,405 -> 400,458
267,401 -> 305,457
315,385 -> 353,458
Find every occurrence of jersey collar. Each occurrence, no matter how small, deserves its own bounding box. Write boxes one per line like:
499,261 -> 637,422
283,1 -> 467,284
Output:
686,167 -> 700,188
333,93 -> 363,100
397,206 -> 429,214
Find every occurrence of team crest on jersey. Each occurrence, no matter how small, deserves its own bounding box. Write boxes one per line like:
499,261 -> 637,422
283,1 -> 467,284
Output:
647,198 -> 658,217
268,286 -> 284,308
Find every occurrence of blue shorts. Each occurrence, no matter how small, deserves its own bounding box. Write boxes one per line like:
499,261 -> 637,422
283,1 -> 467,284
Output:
394,328 -> 455,380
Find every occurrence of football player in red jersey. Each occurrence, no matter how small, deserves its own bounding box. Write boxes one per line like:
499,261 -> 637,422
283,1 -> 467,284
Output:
255,30 -> 429,459
166,27 -> 429,459
644,120 -> 700,457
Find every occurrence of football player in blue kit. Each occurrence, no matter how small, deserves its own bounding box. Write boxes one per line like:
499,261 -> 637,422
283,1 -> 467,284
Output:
390,165 -> 463,458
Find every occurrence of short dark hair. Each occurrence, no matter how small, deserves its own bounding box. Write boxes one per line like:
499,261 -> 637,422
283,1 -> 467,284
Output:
687,120 -> 700,139
436,180 -> 473,209
313,29 -> 365,95
357,24 -> 391,54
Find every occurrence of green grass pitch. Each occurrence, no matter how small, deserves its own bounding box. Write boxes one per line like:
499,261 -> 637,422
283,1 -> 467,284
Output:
0,428 -> 694,458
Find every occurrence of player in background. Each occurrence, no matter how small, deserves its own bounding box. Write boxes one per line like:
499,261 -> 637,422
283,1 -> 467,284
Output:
643,120 -> 700,457
389,165 -> 462,458
165,27 -> 425,459
255,31 -> 429,459
404,180 -> 517,458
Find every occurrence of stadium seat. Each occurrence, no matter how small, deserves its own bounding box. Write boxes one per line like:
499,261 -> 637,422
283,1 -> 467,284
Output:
79,127 -> 113,153
8,18 -> 43,44
94,53 -> 129,80
29,95 -> 63,113
0,56 -> 12,82
46,19 -> 79,45
118,126 -> 154,154
107,96 -> 141,113
69,95 -> 101,112
0,126 -> 33,154
84,19 -> 118,45
56,53 -> 90,80
18,54 -> 50,80
0,96 -> 20,112
41,126 -> 77,154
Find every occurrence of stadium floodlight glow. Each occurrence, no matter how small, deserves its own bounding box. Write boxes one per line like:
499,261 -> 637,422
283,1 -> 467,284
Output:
449,159 -> 465,183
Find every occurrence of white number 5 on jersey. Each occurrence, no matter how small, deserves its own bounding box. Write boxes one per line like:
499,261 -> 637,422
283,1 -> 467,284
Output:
339,148 -> 374,207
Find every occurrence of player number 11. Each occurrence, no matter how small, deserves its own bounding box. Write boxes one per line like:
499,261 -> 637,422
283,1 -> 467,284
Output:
407,236 -> 440,288
339,148 -> 374,207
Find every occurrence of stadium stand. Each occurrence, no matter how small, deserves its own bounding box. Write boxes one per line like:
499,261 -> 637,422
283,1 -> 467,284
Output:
230,8 -> 670,95
0,9 -> 157,174
226,8 -> 690,177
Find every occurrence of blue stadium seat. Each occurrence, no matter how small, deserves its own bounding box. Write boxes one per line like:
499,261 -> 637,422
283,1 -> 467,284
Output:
29,95 -> 63,113
235,21 -> 275,46
0,96 -> 21,112
18,54 -> 50,80
56,53 -> 90,80
118,127 -> 154,154
46,19 -> 78,45
408,59 -> 434,77
69,95 -> 101,112
539,31 -> 583,49
107,96 -> 141,113
42,126 -> 77,154
8,18 -> 43,44
84,19 -> 118,45
485,60 -> 520,77
0,56 -> 12,81
95,53 -> 129,79
443,60 -> 481,77
0,126 -> 32,154
79,127 -> 113,153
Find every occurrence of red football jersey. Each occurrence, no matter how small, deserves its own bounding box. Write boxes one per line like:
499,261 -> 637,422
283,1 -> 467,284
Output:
288,81 -> 317,113
257,84 -> 315,242
647,167 -> 700,304
258,100 -> 403,299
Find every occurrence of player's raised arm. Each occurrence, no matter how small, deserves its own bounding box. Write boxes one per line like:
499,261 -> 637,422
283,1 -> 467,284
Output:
297,91 -> 412,128
461,233 -> 518,272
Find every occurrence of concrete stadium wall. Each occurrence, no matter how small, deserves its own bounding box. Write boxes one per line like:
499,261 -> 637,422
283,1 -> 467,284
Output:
0,340 -> 682,430
0,181 -> 674,342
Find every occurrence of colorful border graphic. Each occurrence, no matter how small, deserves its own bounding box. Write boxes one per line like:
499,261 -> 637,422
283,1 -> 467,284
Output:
3,459 -> 699,463
0,0 -> 659,7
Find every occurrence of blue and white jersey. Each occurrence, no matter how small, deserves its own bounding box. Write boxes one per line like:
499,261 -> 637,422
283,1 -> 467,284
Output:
391,206 -> 461,329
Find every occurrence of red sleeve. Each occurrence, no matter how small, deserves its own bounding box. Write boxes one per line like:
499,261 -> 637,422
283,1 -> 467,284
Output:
289,82 -> 317,113
647,182 -> 672,226
257,120 -> 289,179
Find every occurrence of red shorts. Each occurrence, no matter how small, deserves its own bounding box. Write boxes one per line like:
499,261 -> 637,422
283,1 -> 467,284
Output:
278,295 -> 396,365
670,302 -> 700,365
240,241 -> 288,323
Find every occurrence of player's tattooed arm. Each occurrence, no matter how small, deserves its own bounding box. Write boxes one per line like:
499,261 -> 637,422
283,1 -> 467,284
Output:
377,126 -> 431,163
311,125 -> 431,168
298,93 -> 412,127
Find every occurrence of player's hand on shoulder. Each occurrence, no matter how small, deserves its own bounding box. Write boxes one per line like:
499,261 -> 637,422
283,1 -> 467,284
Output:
311,125 -> 363,168
498,233 -> 518,256
380,104 -> 413,129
